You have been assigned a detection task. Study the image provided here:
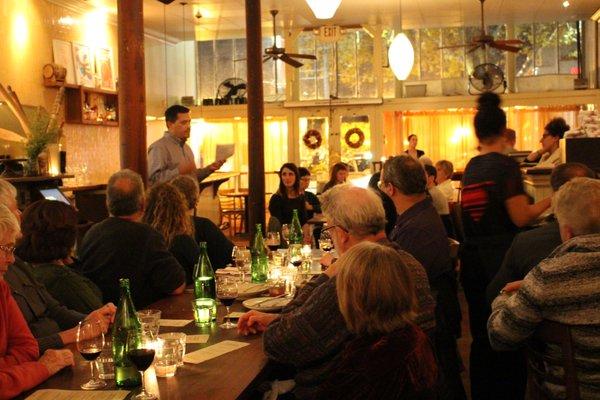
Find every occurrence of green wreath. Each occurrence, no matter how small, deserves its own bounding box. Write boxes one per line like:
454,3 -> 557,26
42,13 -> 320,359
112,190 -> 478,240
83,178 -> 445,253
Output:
344,127 -> 365,149
303,129 -> 322,150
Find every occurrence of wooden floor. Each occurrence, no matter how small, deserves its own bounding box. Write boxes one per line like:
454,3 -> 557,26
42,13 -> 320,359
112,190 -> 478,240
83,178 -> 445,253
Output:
226,231 -> 474,399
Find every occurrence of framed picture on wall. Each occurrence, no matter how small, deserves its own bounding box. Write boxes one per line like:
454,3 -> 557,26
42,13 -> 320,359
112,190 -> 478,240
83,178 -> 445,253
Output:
94,47 -> 116,91
72,43 -> 95,88
52,39 -> 76,85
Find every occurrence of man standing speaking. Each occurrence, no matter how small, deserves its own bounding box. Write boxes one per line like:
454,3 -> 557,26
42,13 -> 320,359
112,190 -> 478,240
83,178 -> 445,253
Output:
148,105 -> 225,185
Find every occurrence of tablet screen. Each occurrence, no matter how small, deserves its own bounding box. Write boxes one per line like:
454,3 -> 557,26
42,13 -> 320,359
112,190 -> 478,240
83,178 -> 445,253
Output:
39,188 -> 71,205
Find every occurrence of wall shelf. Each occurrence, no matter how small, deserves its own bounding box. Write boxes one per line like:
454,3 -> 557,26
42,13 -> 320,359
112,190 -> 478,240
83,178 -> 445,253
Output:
63,86 -> 119,126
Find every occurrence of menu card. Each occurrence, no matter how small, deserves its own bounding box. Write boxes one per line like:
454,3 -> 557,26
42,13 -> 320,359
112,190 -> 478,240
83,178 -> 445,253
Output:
186,334 -> 210,344
160,319 -> 192,327
27,390 -> 129,400
183,340 -> 249,364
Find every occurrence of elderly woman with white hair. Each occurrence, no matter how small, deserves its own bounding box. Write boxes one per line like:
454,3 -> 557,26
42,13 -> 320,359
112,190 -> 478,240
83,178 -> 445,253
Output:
0,203 -> 74,399
488,177 -> 600,399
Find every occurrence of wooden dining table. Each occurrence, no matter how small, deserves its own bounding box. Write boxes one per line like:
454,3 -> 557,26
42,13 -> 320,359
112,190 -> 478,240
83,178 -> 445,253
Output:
25,292 -> 268,400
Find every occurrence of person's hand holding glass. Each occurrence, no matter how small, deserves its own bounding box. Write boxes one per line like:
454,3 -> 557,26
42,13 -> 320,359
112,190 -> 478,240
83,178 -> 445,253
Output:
76,319 -> 107,390
127,330 -> 157,400
216,275 -> 239,329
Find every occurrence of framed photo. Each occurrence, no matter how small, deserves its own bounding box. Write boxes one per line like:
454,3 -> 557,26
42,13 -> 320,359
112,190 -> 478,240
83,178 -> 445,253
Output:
52,39 -> 76,85
72,43 -> 95,88
94,47 -> 116,91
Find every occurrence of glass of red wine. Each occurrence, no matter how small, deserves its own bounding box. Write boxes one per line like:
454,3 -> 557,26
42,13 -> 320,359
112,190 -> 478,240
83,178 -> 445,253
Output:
288,244 -> 303,268
216,275 -> 238,329
76,319 -> 107,390
127,330 -> 157,400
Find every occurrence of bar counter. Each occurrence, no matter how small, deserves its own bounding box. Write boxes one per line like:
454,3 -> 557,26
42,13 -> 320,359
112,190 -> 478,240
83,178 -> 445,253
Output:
25,293 -> 266,399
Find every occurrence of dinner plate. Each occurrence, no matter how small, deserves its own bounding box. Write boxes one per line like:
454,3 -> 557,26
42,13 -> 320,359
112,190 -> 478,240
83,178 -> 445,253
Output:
236,282 -> 269,298
242,297 -> 292,312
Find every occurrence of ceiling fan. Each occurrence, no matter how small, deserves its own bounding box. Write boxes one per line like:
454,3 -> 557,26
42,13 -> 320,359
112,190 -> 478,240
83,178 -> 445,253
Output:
263,10 -> 316,68
439,0 -> 524,53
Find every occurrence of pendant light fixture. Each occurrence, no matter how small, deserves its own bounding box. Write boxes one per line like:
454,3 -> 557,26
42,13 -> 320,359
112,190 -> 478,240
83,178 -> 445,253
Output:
306,0 -> 342,20
388,0 -> 414,81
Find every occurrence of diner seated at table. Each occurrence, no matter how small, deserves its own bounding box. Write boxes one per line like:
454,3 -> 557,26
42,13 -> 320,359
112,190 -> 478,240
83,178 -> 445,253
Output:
298,167 -> 321,221
487,177 -> 600,399
142,182 -> 200,284
0,203 -> 74,400
15,199 -> 103,314
525,117 -> 570,168
368,172 -> 396,236
381,155 -> 465,400
78,169 -> 186,309
238,184 -> 435,399
486,162 -> 596,304
170,175 -> 233,269
268,163 -> 307,226
316,242 -> 438,399
424,164 -> 450,217
320,162 -> 349,194
435,160 -> 455,202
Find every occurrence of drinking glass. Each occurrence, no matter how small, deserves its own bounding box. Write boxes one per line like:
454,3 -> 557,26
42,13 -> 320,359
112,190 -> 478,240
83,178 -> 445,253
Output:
288,244 -> 303,268
281,224 -> 291,244
76,319 -> 106,390
233,246 -> 250,282
266,231 -> 281,254
216,276 -> 238,329
127,331 -> 157,400
319,228 -> 334,253
157,332 -> 186,367
192,298 -> 215,326
137,309 -> 161,338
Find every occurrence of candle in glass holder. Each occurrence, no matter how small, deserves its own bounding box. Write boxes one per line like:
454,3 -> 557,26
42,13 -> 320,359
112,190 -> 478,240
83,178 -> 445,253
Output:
301,245 -> 312,258
269,267 -> 282,281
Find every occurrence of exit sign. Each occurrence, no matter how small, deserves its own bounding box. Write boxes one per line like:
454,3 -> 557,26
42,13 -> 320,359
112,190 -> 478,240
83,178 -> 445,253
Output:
318,25 -> 341,42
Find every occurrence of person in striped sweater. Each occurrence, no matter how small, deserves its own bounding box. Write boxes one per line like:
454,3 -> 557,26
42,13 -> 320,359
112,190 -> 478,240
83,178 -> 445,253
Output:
488,177 -> 600,399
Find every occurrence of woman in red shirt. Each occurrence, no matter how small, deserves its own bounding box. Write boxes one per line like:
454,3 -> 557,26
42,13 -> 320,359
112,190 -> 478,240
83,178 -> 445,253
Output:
0,203 -> 73,399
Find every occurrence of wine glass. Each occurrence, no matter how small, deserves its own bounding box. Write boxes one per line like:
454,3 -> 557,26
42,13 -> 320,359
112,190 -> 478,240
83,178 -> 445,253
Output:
319,228 -> 334,253
127,330 -> 157,400
281,224 -> 291,244
266,231 -> 281,257
288,244 -> 303,268
216,276 -> 239,329
76,319 -> 107,390
233,246 -> 250,282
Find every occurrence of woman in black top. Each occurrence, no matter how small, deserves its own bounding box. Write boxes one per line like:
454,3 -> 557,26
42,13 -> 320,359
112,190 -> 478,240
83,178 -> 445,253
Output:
171,175 -> 233,269
403,134 -> 425,159
142,182 -> 200,284
321,162 -> 349,194
460,92 -> 551,400
268,163 -> 307,225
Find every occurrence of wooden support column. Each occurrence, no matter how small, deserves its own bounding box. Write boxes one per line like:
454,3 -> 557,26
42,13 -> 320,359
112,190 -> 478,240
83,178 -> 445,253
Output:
245,0 -> 266,236
117,0 -> 148,182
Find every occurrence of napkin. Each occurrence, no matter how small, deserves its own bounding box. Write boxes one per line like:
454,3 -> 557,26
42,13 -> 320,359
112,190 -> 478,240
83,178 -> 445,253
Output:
160,319 -> 192,327
183,340 -> 250,364
27,390 -> 129,400
186,334 -> 210,344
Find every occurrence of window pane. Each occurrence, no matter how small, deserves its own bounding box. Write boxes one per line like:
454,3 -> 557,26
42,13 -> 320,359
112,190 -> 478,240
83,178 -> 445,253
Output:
465,26 -> 485,73
233,38 -> 247,81
337,31 -> 357,98
382,29 -> 396,98
356,30 -> 376,97
298,32 -> 317,100
198,41 -> 215,101
442,27 -> 465,79
534,22 -> 558,75
405,30 -> 420,81
316,41 -> 335,99
558,21 -> 578,75
487,25 -> 507,71
515,23 -> 534,76
214,39 -> 234,92
420,28 -> 441,80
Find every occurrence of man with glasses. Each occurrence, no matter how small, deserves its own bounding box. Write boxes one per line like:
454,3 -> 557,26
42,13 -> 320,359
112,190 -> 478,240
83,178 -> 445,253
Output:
238,184 -> 435,399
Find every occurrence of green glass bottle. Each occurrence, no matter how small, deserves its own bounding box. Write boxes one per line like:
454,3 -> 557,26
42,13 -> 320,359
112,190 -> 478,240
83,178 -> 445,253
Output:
288,209 -> 303,245
193,242 -> 216,319
251,224 -> 268,283
112,278 -> 141,388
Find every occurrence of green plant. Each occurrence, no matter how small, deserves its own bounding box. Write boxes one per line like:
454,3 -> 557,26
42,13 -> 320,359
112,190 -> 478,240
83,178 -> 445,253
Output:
25,108 -> 60,160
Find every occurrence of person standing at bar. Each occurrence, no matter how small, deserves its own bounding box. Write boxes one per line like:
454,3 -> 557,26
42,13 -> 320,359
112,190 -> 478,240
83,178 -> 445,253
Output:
148,105 -> 225,186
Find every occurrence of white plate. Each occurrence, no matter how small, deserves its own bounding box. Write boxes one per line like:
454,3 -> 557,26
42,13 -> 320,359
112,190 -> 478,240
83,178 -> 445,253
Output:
236,283 -> 269,298
242,297 -> 291,312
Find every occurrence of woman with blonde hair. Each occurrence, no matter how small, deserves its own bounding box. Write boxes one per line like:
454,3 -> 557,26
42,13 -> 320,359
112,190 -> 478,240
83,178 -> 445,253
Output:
318,241 -> 437,399
142,182 -> 199,284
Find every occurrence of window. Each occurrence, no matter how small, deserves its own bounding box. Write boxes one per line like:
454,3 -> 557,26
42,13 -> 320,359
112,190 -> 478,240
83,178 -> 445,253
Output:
420,28 -> 442,80
442,27 -> 465,79
297,29 -> 375,100
197,37 -> 285,102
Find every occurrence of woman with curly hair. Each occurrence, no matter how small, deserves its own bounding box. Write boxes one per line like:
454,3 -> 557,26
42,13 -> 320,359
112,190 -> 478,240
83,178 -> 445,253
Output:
15,200 -> 103,314
142,182 -> 199,284
525,117 -> 570,167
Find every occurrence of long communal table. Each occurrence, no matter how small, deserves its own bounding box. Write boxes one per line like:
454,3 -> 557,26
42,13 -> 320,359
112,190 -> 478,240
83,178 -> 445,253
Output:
27,292 -> 267,400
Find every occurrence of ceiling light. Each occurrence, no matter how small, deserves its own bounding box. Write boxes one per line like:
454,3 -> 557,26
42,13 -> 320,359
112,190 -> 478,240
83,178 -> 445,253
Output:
305,0 -> 342,19
388,33 -> 414,81
562,0 -> 570,8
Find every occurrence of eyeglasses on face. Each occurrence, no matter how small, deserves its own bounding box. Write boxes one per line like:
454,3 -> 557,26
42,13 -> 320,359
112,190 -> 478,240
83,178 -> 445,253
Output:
322,224 -> 348,233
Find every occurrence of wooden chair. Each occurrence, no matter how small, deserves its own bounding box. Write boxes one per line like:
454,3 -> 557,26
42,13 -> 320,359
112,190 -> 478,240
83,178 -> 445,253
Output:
218,189 -> 245,237
526,320 -> 581,400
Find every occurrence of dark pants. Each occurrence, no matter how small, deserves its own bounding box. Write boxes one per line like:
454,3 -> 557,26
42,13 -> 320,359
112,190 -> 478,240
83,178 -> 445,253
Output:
461,243 -> 527,400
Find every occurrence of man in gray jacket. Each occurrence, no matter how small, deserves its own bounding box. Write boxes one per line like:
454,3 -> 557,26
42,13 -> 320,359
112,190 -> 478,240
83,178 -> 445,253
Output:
147,105 -> 224,185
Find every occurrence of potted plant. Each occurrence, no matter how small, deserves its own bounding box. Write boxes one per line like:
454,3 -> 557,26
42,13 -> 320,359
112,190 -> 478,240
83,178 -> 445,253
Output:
24,109 -> 61,176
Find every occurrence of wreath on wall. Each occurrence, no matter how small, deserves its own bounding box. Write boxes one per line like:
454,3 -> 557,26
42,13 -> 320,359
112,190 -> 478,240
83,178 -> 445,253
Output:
302,129 -> 322,150
344,127 -> 365,149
